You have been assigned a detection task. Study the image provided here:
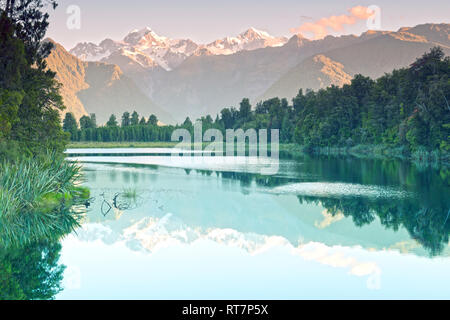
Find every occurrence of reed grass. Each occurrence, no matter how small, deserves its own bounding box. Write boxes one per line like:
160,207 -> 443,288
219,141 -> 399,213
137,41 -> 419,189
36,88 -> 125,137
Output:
0,152 -> 89,247
122,188 -> 137,200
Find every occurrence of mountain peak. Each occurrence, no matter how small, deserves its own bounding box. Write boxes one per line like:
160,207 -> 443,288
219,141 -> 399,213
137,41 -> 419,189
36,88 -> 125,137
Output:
286,34 -> 309,47
395,23 -> 450,47
239,27 -> 272,40
398,23 -> 450,32
123,27 -> 167,46
128,26 -> 152,35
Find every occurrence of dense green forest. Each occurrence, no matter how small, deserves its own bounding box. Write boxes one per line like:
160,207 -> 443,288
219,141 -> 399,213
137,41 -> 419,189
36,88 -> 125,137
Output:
66,47 -> 450,162
63,111 -> 175,143
292,47 -> 449,157
0,0 -> 69,160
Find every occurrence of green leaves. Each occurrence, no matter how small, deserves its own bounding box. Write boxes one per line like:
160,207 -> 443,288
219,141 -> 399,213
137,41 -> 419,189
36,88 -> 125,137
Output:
292,47 -> 450,156
0,154 -> 86,247
0,240 -> 65,300
62,112 -> 78,137
0,7 -> 69,158
0,89 -> 23,139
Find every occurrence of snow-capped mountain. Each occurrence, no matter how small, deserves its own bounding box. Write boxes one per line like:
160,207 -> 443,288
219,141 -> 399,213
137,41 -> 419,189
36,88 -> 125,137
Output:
204,27 -> 288,55
70,27 -> 288,71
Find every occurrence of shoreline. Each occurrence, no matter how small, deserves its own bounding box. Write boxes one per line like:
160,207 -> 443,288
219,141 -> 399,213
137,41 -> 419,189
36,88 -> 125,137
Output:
67,142 -> 450,167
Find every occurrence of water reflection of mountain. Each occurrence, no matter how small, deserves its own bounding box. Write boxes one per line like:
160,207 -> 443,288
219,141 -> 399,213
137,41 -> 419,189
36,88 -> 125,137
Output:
79,155 -> 449,257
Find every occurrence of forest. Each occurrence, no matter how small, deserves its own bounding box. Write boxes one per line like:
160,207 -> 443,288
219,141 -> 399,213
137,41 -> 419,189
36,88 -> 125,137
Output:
65,47 -> 450,162
0,1 -> 69,160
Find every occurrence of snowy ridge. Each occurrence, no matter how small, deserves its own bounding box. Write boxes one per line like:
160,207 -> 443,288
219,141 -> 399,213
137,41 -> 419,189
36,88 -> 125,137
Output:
70,27 -> 288,71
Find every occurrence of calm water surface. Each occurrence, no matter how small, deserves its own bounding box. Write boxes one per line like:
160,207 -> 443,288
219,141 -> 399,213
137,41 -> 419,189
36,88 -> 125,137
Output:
57,148 -> 450,299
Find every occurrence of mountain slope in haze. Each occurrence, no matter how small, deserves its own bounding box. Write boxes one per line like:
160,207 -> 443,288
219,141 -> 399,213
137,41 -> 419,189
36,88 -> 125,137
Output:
260,23 -> 450,102
46,40 -> 89,119
150,24 -> 450,121
261,54 -> 353,100
148,32 -> 384,121
398,23 -> 450,47
46,41 -> 173,124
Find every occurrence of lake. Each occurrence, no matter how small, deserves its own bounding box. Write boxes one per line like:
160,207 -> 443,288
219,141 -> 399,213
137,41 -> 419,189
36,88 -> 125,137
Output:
56,148 -> 449,299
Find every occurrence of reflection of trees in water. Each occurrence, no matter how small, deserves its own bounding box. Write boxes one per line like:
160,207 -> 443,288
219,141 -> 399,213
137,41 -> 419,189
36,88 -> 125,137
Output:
297,195 -> 449,256
0,241 -> 65,300
199,157 -> 449,256
299,156 -> 450,199
0,203 -> 85,300
122,171 -> 131,183
195,169 -> 213,177
0,209 -> 80,300
295,157 -> 450,255
211,171 -> 298,188
109,170 -> 117,182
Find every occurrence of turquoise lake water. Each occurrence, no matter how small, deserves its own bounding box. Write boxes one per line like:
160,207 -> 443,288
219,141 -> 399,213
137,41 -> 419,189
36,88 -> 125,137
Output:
56,149 -> 450,299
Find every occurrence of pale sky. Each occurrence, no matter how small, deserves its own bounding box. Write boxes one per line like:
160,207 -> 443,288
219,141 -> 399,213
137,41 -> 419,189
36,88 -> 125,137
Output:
46,0 -> 450,50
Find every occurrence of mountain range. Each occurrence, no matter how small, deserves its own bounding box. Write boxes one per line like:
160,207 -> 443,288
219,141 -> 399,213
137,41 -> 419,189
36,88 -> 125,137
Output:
47,23 -> 450,124
70,27 -> 288,71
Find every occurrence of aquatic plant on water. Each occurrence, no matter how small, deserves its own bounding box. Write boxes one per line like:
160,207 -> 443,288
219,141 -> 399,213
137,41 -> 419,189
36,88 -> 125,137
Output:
122,187 -> 138,200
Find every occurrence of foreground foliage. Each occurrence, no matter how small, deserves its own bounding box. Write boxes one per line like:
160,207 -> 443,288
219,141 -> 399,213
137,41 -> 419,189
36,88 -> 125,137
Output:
0,155 -> 88,247
0,1 -> 85,300
0,1 -> 68,160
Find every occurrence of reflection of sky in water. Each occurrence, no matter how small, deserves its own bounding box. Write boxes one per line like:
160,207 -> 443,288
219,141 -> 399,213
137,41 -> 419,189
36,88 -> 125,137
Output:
65,148 -> 211,155
57,154 -> 450,299
68,155 -> 282,175
58,216 -> 450,299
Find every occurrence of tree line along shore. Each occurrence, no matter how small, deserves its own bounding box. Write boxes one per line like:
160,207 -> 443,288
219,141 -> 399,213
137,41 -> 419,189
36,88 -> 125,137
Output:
64,48 -> 450,166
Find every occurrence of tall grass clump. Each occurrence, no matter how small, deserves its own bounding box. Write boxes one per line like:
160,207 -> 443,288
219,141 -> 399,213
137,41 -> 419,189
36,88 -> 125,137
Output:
122,188 -> 138,200
0,152 -> 89,247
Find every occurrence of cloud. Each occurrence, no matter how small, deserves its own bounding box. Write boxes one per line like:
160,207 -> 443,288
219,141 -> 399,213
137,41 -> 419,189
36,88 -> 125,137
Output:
293,242 -> 382,290
290,5 -> 375,40
314,209 -> 344,229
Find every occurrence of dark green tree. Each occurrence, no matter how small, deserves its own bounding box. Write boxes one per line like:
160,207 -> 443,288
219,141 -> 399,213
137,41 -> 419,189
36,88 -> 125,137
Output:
239,98 -> 251,122
148,114 -> 158,126
0,1 -> 68,156
121,112 -> 130,127
79,115 -> 95,130
183,117 -> 193,128
220,108 -> 233,129
130,111 -> 139,126
106,114 -> 118,127
89,113 -> 97,128
62,112 -> 78,137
